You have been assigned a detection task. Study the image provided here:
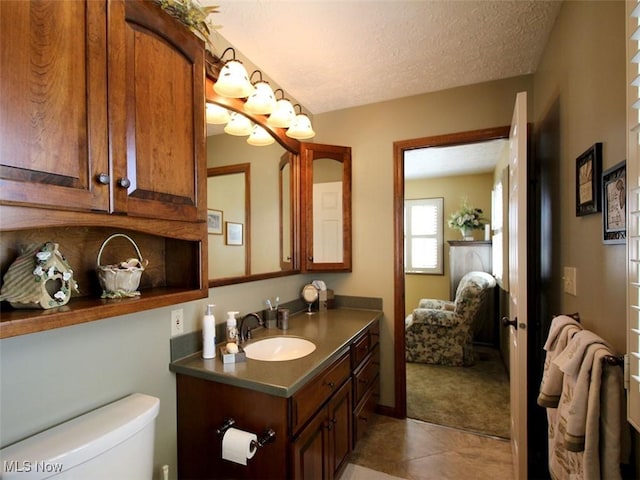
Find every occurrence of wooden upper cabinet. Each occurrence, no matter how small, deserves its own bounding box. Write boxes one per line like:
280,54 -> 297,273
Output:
0,0 -> 110,212
108,0 -> 206,222
0,0 -> 206,222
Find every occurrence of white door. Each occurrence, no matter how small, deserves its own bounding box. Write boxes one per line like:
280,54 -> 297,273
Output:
507,91 -> 528,479
313,181 -> 343,262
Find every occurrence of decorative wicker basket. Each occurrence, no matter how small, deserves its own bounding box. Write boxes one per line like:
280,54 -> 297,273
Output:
96,234 -> 148,299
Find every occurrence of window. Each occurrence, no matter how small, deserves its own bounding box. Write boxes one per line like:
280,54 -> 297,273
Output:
404,198 -> 443,274
626,0 -> 640,432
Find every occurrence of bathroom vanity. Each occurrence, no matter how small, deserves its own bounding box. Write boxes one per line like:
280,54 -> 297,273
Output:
171,308 -> 380,480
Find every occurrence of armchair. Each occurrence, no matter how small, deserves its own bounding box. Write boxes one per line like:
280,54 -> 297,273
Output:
405,271 -> 496,366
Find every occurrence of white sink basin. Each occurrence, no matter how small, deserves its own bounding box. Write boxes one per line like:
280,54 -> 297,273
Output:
243,337 -> 316,361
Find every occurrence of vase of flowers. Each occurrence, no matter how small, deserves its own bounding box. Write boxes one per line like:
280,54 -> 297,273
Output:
448,200 -> 487,241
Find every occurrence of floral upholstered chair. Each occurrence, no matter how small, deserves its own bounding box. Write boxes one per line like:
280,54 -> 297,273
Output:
405,271 -> 496,366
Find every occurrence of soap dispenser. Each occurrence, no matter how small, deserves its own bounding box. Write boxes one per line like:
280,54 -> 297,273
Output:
226,311 -> 239,344
202,304 -> 216,359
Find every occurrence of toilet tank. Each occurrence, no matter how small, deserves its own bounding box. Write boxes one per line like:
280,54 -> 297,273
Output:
0,393 -> 160,480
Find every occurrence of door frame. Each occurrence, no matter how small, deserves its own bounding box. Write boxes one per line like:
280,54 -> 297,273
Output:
392,126 -> 511,418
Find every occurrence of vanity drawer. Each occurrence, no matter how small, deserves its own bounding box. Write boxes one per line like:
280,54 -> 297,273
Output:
351,321 -> 380,369
353,344 -> 379,405
291,350 -> 351,434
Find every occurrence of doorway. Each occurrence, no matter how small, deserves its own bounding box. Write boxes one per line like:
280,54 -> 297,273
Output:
393,126 -> 511,432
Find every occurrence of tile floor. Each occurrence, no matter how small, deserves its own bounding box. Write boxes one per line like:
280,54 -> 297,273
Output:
345,414 -> 515,480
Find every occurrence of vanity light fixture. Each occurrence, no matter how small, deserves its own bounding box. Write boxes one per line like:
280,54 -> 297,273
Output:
286,104 -> 315,139
247,124 -> 275,146
206,102 -> 230,124
213,47 -> 254,98
224,112 -> 253,136
244,71 -> 277,115
267,89 -> 296,129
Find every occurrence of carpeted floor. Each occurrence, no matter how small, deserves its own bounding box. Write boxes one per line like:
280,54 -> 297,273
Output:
406,346 -> 510,438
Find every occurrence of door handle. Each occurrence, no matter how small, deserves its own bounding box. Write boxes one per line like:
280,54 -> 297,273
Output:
502,316 -> 518,329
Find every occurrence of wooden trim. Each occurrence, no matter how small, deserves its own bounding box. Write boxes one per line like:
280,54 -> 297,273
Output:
392,126 -> 510,418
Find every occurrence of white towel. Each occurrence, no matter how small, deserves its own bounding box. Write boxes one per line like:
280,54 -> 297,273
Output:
544,315 -> 582,351
538,316 -> 582,408
548,335 -> 623,480
553,330 -> 611,378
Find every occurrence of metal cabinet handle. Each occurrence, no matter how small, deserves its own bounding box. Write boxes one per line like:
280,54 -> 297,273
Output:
96,173 -> 110,185
117,177 -> 131,188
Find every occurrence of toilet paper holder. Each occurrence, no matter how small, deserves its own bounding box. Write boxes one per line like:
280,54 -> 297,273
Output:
216,417 -> 276,451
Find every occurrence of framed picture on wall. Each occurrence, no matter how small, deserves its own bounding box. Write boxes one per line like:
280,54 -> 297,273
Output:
226,222 -> 243,246
602,160 -> 626,244
207,209 -> 223,234
575,143 -> 602,216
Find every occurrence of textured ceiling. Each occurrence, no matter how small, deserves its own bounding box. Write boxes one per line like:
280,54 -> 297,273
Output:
206,0 -> 562,114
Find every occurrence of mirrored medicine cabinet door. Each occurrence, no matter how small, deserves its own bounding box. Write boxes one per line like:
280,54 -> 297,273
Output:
300,143 -> 352,272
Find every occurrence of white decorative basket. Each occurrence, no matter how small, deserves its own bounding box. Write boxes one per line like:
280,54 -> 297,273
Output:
96,234 -> 148,299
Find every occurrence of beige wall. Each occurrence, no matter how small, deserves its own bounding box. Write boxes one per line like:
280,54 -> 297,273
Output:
405,172 -> 494,312
533,0 -> 626,352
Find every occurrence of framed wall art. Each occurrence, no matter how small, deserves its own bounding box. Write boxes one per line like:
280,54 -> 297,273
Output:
225,222 -> 243,246
602,160 -> 626,244
576,143 -> 602,216
207,209 -> 223,234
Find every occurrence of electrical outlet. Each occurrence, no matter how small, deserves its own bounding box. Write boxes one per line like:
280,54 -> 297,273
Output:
171,309 -> 184,336
563,267 -> 577,296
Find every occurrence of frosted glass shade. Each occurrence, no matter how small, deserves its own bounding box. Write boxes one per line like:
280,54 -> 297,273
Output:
266,98 -> 296,128
286,113 -> 315,139
205,103 -> 230,124
244,81 -> 277,115
214,60 -> 254,98
247,124 -> 275,146
224,112 -> 253,136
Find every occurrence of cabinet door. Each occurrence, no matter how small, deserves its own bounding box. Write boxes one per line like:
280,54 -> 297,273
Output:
291,407 -> 329,480
327,380 -> 353,479
0,0 -> 110,212
300,143 -> 352,272
108,0 -> 206,222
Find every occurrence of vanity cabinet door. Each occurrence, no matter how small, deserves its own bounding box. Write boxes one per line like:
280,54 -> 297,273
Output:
291,380 -> 352,480
0,0 -> 110,212
108,0 -> 206,222
300,143 -> 352,272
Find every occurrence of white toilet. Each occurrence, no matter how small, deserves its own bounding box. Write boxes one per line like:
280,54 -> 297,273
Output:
0,393 -> 160,480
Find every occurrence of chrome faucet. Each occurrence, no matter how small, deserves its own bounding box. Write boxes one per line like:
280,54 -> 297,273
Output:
238,312 -> 264,343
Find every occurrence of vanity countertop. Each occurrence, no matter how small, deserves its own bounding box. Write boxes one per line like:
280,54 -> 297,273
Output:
169,308 -> 382,397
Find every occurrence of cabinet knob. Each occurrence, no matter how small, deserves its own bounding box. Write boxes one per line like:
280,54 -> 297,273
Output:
325,381 -> 335,390
96,173 -> 110,185
117,177 -> 131,189
308,256 -> 314,262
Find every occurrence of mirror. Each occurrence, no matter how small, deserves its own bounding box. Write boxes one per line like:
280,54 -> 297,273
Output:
207,163 -> 249,279
301,143 -> 352,272
207,131 -> 297,286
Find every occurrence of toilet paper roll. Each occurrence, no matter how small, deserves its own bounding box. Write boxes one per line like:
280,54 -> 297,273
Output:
222,427 -> 257,465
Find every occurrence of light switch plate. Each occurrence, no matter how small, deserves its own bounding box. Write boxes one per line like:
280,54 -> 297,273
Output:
563,267 -> 577,296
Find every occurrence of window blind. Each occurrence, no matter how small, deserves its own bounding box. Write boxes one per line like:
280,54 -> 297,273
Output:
626,0 -> 640,432
405,198 -> 443,274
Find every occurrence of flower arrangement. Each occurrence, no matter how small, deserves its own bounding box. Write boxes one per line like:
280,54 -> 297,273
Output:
154,0 -> 219,52
447,200 -> 487,231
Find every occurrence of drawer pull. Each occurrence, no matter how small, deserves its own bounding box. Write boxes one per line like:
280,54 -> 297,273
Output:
325,381 -> 335,389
